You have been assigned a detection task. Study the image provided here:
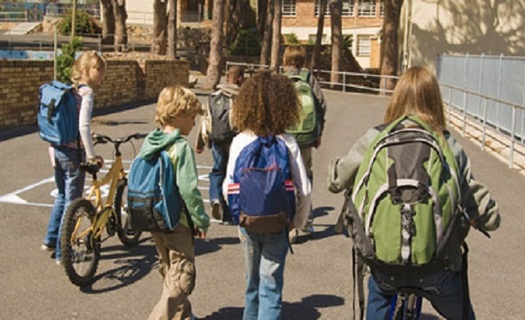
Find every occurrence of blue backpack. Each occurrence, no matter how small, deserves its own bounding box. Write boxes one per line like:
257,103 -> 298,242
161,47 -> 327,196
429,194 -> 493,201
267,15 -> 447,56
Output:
227,136 -> 296,234
127,150 -> 183,232
37,81 -> 79,145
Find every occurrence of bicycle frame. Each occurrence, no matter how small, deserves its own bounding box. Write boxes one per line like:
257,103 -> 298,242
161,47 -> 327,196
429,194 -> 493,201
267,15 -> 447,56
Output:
86,155 -> 126,240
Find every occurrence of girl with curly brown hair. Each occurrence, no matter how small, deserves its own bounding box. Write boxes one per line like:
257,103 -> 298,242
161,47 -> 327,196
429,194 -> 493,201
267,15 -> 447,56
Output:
223,71 -> 311,320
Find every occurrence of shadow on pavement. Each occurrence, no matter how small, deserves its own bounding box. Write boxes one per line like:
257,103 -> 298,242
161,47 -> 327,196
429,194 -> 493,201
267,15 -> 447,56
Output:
202,294 -> 344,320
79,238 -> 157,294
195,236 -> 240,256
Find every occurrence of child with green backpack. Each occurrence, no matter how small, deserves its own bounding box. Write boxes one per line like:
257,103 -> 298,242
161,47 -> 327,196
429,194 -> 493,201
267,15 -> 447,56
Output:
282,45 -> 327,241
328,66 -> 500,320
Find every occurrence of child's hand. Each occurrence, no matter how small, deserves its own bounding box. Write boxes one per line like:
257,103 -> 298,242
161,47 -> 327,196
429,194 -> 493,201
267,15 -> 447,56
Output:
91,155 -> 105,168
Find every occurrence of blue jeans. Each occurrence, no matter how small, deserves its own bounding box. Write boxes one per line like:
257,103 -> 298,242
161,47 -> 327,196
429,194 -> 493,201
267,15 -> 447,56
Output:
209,140 -> 232,221
44,146 -> 85,261
366,269 -> 475,320
240,227 -> 289,320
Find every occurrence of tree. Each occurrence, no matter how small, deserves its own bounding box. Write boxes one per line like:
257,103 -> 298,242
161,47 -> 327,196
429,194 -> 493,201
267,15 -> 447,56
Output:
259,0 -> 273,66
100,0 -> 115,45
112,0 -> 127,52
206,0 -> 225,89
152,0 -> 167,54
329,0 -> 342,88
167,0 -> 177,60
380,0 -> 404,92
270,0 -> 282,71
311,0 -> 327,70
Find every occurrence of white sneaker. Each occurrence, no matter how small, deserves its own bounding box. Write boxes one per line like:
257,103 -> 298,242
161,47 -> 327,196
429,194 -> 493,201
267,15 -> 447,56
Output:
41,244 -> 55,252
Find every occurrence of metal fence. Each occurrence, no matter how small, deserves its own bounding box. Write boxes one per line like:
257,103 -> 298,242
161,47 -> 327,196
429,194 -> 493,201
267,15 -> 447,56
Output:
437,54 -> 525,167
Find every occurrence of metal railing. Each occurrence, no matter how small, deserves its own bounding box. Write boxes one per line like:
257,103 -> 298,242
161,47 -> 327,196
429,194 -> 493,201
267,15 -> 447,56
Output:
0,11 -> 28,22
225,60 -> 396,94
441,82 -> 525,168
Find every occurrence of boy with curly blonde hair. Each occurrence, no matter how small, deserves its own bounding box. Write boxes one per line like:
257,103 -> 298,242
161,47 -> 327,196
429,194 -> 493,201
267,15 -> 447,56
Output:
143,85 -> 210,320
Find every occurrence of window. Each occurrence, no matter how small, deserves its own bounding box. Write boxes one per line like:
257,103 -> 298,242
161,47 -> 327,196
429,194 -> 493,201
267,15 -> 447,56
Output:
358,0 -> 376,17
283,0 -> 296,16
379,0 -> 385,16
315,0 -> 355,17
357,35 -> 371,56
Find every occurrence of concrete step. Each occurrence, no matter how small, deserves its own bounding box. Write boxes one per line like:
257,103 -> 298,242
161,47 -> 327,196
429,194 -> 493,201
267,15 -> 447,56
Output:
4,22 -> 41,35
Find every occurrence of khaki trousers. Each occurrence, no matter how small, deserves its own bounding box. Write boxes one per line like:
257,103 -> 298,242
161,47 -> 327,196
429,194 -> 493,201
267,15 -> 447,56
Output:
148,225 -> 195,320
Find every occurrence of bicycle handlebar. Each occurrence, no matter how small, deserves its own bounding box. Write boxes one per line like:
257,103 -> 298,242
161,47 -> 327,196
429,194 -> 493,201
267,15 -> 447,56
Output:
93,132 -> 147,145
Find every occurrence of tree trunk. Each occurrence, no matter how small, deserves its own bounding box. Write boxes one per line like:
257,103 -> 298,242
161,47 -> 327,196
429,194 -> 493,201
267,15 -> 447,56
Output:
259,0 -> 273,66
152,0 -> 167,55
100,0 -> 115,45
329,0 -> 342,88
167,0 -> 177,60
269,0 -> 281,71
206,0 -> 225,89
380,0 -> 404,93
311,0 -> 327,70
112,0 -> 127,52
256,0 -> 267,39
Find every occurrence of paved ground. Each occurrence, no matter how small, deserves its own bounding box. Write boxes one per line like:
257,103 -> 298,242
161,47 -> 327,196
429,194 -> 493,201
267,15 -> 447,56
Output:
1,86 -> 524,320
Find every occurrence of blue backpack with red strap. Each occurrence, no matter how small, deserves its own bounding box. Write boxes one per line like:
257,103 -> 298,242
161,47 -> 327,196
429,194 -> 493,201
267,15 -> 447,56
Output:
227,136 -> 296,234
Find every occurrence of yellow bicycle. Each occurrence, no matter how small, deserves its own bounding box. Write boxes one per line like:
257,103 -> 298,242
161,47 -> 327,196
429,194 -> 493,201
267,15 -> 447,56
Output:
60,133 -> 145,287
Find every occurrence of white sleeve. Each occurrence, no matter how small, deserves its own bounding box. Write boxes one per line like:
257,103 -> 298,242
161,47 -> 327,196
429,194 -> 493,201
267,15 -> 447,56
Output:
281,134 -> 312,229
78,88 -> 96,159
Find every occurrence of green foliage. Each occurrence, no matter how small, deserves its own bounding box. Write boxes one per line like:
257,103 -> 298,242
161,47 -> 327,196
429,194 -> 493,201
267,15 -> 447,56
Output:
284,33 -> 300,45
56,37 -> 83,83
227,29 -> 261,56
58,10 -> 100,36
343,35 -> 353,53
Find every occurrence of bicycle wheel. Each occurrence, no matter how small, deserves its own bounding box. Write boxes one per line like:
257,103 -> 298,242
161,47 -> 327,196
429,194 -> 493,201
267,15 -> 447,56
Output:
60,199 -> 100,287
115,180 -> 142,247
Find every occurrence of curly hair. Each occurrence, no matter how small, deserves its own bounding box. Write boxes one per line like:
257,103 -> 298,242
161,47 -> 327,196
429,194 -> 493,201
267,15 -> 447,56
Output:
231,71 -> 300,136
71,50 -> 106,88
155,85 -> 203,127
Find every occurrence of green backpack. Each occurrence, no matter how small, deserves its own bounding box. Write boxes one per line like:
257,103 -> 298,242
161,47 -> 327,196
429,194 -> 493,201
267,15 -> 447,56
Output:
286,69 -> 319,147
346,115 -> 464,267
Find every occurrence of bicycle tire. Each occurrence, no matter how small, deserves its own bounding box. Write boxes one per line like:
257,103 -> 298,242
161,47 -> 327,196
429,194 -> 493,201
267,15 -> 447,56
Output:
60,199 -> 100,287
115,181 -> 142,247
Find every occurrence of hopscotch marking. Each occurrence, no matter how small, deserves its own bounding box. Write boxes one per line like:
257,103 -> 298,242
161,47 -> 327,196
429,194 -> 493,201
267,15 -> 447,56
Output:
0,161 -> 213,207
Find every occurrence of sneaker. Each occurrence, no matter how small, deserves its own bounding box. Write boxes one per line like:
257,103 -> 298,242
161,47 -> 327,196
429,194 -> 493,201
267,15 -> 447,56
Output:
300,224 -> 314,234
55,260 -> 62,266
211,200 -> 223,220
41,244 -> 55,252
220,219 -> 234,226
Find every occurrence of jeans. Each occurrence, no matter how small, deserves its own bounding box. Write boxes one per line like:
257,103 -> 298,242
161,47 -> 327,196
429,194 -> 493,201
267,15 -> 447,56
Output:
209,140 -> 232,221
44,146 -> 85,261
366,269 -> 475,320
240,227 -> 289,320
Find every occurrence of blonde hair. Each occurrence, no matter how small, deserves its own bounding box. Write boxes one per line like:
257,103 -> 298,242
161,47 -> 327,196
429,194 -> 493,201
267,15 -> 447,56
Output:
231,71 -> 300,136
384,66 -> 446,131
71,50 -> 106,88
283,45 -> 307,68
155,86 -> 203,127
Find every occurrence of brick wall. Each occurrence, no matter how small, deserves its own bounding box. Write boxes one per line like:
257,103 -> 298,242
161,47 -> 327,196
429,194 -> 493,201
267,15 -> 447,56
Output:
0,60 -> 54,126
144,60 -> 189,99
0,59 -> 189,127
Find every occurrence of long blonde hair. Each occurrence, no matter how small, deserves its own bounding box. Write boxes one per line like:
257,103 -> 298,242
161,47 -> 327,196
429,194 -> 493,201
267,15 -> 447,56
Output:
384,66 -> 446,131
71,50 -> 106,88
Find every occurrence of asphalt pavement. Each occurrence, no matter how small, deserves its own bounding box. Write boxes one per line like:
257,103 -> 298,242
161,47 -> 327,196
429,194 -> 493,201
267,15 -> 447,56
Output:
1,86 -> 524,320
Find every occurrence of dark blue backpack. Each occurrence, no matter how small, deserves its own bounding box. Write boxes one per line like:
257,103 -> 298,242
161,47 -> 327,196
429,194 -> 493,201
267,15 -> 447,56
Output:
37,81 -> 79,145
227,136 -> 296,234
127,150 -> 183,232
